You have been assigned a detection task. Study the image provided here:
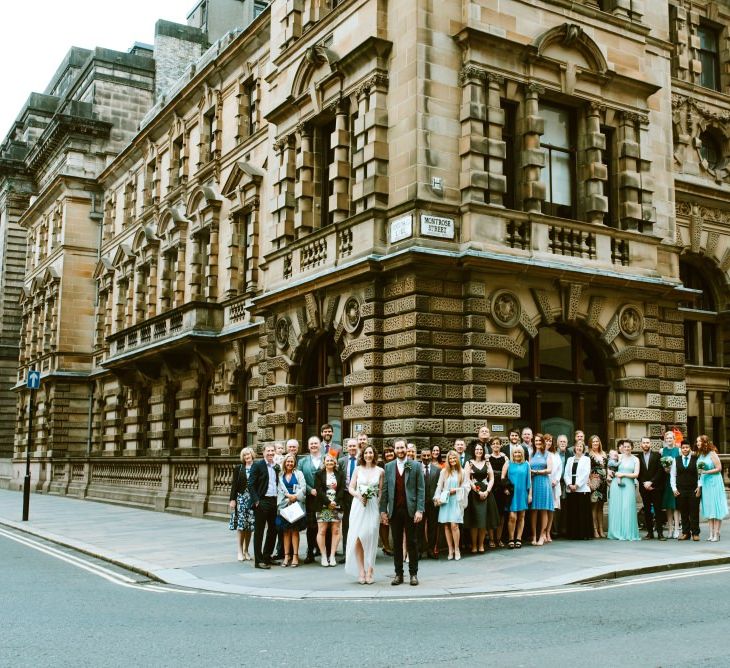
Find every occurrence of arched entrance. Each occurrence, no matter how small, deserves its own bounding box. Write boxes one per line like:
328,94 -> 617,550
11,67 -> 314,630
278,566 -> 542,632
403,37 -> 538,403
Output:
299,335 -> 350,444
514,325 -> 609,440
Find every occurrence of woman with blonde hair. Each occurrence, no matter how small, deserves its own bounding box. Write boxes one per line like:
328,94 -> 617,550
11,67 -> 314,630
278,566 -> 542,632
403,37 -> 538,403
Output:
228,446 -> 255,561
434,450 -> 471,560
314,453 -> 345,566
507,447 -> 531,548
588,435 -> 608,538
276,453 -> 307,567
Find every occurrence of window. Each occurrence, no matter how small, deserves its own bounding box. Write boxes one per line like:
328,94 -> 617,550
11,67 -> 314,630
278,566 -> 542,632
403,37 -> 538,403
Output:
680,260 -> 720,367
501,100 -> 517,209
316,119 -> 336,227
699,130 -> 722,170
171,136 -> 184,188
253,1 -> 267,18
697,22 -> 721,91
203,108 -> 217,163
243,80 -> 257,138
540,104 -> 575,218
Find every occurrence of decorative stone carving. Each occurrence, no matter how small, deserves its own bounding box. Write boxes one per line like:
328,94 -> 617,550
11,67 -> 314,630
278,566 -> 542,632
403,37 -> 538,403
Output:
618,304 -> 643,340
490,289 -> 521,329
275,316 -> 291,350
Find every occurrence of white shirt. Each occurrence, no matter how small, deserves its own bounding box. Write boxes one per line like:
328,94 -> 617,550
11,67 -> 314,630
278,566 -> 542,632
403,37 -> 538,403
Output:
266,462 -> 277,496
396,458 -> 405,476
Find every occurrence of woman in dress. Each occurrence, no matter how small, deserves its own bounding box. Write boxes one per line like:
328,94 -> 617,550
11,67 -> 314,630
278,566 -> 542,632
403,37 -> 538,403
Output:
276,453 -> 307,566
488,437 -> 510,547
661,431 -> 681,539
545,434 -> 562,542
431,444 -> 443,468
314,453 -> 345,566
228,446 -> 255,561
506,447 -> 531,549
606,440 -> 640,540
588,435 -> 608,538
464,443 -> 500,552
434,450 -> 470,560
697,435 -> 728,541
563,441 -> 593,540
346,445 -> 384,584
529,433 -> 554,546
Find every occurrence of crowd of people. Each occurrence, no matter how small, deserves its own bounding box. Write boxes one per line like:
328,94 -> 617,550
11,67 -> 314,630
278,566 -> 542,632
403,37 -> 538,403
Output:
228,423 -> 728,586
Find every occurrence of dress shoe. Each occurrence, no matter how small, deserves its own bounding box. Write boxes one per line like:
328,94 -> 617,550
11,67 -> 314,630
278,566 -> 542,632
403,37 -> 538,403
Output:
658,534 -> 667,541
266,559 -> 281,566
303,555 -> 314,564
255,563 -> 271,570
391,575 -> 404,586
677,534 -> 690,541
692,535 -> 700,541
642,533 -> 654,540
410,575 -> 419,586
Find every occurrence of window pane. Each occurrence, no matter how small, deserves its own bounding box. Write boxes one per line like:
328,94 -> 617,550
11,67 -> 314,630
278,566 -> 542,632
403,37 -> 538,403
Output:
550,150 -> 572,206
699,52 -> 719,90
538,328 -> 573,379
541,106 -> 570,148
684,321 -> 698,364
702,323 -> 717,366
698,25 -> 718,52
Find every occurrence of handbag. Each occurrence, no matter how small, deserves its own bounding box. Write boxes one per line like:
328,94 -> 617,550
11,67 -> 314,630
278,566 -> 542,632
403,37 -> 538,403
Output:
438,489 -> 450,505
280,501 -> 305,524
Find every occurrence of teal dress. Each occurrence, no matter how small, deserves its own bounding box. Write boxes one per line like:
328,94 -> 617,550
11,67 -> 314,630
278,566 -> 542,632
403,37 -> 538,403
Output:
698,453 -> 729,520
661,446 -> 680,510
438,472 -> 465,523
508,461 -> 531,512
607,456 -> 640,541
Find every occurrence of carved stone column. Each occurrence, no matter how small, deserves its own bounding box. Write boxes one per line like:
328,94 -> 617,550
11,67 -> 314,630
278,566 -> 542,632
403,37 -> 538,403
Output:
521,83 -> 546,214
190,236 -> 202,300
458,66 -> 488,205
329,99 -> 351,224
207,225 -> 219,301
147,257 -> 158,318
174,244 -> 186,308
618,112 -> 654,232
583,103 -> 608,225
271,136 -> 295,246
295,123 -> 314,235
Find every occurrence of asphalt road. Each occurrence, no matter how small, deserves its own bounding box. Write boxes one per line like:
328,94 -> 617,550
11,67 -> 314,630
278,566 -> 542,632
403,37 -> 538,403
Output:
2,526 -> 728,668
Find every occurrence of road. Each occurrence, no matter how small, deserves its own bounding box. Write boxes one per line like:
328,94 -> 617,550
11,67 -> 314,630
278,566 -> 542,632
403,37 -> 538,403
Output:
1,525 -> 728,667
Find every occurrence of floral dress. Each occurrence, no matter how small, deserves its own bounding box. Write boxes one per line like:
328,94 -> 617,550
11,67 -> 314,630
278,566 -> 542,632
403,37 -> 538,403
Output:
589,453 -> 608,503
229,465 -> 255,531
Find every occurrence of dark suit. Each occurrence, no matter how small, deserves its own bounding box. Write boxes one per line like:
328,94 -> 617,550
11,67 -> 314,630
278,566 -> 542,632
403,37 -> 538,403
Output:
248,459 -> 279,565
673,454 -> 700,537
338,455 -> 358,548
298,454 -> 323,558
637,450 -> 666,536
419,462 -> 442,555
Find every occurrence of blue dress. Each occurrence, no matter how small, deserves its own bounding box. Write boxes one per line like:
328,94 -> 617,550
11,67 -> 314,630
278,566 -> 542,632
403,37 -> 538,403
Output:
438,472 -> 465,523
661,446 -> 680,510
698,453 -> 729,520
530,451 -> 554,511
607,456 -> 640,540
508,461 -> 531,512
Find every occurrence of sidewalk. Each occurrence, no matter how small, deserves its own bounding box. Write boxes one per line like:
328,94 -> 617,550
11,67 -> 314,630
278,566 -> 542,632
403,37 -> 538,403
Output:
1,488 -> 728,599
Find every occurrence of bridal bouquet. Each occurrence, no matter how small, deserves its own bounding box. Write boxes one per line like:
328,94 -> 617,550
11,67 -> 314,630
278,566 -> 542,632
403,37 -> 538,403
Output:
660,456 -> 674,472
697,461 -> 709,476
359,483 -> 378,505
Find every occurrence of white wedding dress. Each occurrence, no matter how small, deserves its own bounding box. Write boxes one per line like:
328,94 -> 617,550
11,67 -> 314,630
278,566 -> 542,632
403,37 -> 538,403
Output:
344,465 -> 383,577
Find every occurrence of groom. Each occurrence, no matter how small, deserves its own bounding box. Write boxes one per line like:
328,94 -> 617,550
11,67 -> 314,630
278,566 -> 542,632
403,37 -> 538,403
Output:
380,438 -> 425,586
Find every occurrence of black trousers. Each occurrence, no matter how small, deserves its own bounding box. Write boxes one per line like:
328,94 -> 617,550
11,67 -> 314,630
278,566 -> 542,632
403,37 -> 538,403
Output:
639,486 -> 666,535
676,489 -> 701,536
390,505 -> 418,577
341,496 -> 352,552
305,495 -> 319,557
253,496 -> 277,565
421,501 -> 439,554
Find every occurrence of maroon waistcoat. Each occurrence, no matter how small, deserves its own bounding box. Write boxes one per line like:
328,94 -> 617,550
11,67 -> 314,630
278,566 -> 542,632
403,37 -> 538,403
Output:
395,464 -> 407,507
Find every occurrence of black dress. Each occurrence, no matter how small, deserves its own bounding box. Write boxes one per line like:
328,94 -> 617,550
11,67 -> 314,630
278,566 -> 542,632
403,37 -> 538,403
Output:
489,454 -> 510,513
565,460 -> 593,540
464,462 -> 501,530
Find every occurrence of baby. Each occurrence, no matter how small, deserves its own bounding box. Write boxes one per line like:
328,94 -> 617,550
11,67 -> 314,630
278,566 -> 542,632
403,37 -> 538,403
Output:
607,449 -> 621,485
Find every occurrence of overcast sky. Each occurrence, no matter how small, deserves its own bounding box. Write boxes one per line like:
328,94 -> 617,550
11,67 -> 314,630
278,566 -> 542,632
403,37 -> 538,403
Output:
0,0 -> 190,139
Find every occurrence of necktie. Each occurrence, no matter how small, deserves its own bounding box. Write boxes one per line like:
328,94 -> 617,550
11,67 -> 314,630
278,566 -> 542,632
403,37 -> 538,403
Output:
684,456 -> 689,468
349,457 -> 355,482
424,463 -> 429,478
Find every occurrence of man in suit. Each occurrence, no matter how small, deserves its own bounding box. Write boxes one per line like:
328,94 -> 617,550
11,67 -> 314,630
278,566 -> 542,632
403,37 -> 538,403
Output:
637,436 -> 667,540
506,428 -> 530,461
419,447 -> 441,558
321,423 -> 342,456
338,437 -> 359,553
520,427 -> 534,460
670,440 -> 701,541
248,444 -> 280,569
469,424 -> 491,460
380,438 -> 425,586
298,436 -> 324,563
454,438 -> 471,551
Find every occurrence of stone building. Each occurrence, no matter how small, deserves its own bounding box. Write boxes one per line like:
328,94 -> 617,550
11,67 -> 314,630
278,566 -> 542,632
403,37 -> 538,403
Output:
4,0 -> 730,513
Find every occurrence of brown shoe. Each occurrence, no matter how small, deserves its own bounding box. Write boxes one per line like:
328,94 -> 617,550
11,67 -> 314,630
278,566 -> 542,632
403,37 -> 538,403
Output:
391,575 -> 404,586
692,535 -> 700,541
410,575 -> 419,586
678,534 -> 690,541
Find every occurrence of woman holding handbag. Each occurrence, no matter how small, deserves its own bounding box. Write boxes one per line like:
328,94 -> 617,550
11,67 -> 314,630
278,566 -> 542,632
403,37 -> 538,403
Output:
276,454 -> 307,567
434,450 -> 470,560
228,447 -> 255,562
314,453 -> 345,566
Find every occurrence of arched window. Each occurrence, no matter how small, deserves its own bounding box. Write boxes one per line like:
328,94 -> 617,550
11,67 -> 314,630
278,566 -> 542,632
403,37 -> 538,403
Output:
514,325 -> 608,439
699,130 -> 723,170
300,336 -> 349,444
680,260 -> 719,367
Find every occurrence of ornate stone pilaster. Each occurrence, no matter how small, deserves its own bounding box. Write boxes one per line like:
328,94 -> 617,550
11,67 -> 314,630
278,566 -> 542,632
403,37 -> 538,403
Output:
329,99 -> 351,224
271,136 -> 295,245
521,83 -> 546,214
458,66 -> 488,205
295,123 -> 314,235
618,112 -> 654,232
583,102 -> 608,224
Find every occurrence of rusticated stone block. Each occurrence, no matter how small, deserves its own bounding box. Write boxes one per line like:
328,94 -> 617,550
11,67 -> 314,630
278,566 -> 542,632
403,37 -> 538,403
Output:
341,336 -> 382,362
382,419 -> 404,434
344,404 -> 384,419
385,330 -> 425,349
433,332 -> 465,347
613,407 -> 662,422
614,346 -> 660,366
384,295 -> 430,315
475,333 -> 526,358
401,418 -> 444,434
665,366 -> 685,380
664,337 -> 684,351
434,403 -> 464,416
463,385 -> 487,400
645,303 -> 659,317
445,420 -> 466,435
464,315 -> 486,331
646,363 -> 660,377
345,370 -> 384,386
383,277 -> 417,299
643,317 -> 658,332
616,377 -> 662,391
463,350 -> 487,365
412,383 -> 443,398
383,385 -> 405,400
442,315 -> 464,330
660,410 -> 675,423
362,318 -> 384,335
445,385 -> 465,399
444,350 -> 462,365
664,395 -> 687,409
644,332 -> 660,347
663,309 -> 683,322
675,410 -> 687,423
362,352 -> 384,368
464,402 -> 521,417
465,282 -> 486,297
383,366 -> 431,383
646,393 -> 662,408
384,401 -> 431,418
416,348 -> 444,363
658,322 -> 673,335
362,386 -> 384,401
465,298 -> 489,314
429,297 -> 463,314
358,301 -> 382,318
433,367 -> 465,382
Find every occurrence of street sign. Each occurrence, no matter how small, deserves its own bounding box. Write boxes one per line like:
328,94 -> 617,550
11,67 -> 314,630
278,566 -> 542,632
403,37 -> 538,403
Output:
27,370 -> 40,390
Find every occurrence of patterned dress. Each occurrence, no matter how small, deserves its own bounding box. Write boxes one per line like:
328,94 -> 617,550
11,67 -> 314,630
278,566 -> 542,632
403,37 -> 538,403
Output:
530,451 -> 554,511
229,465 -> 255,531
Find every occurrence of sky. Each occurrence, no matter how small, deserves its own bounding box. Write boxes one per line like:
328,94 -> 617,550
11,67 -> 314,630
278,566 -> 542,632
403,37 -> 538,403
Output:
0,0 -> 191,139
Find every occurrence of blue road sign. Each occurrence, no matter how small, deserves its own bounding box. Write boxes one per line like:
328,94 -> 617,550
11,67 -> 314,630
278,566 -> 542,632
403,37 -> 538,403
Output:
27,370 -> 40,390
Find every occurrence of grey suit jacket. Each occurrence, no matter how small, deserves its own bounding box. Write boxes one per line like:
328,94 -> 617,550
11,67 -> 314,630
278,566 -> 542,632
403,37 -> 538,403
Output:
379,459 -> 425,518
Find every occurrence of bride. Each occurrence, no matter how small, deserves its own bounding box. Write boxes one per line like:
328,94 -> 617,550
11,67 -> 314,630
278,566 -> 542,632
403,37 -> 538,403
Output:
345,444 -> 384,584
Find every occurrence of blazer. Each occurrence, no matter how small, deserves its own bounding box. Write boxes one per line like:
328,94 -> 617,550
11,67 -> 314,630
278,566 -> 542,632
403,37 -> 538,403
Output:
339,454 -> 360,487
321,441 -> 342,456
422,462 -> 442,503
563,455 -> 591,493
637,450 -> 666,489
228,463 -> 249,502
297,454 -> 323,493
549,452 -> 563,488
314,467 -> 346,512
248,459 -> 279,506
277,469 -> 306,511
379,459 -> 426,518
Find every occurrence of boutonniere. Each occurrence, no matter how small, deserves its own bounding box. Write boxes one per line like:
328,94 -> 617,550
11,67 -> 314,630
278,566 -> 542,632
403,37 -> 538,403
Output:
273,464 -> 281,475
404,461 -> 412,472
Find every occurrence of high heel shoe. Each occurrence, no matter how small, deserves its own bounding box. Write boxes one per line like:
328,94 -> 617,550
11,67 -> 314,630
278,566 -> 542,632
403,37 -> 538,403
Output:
447,552 -> 454,560
329,556 -> 337,566
455,550 -> 461,561
243,551 -> 251,561
291,557 -> 299,568
321,556 -> 329,567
